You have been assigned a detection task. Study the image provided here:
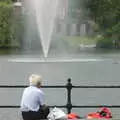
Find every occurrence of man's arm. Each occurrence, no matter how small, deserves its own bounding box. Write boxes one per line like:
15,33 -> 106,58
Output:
38,91 -> 45,106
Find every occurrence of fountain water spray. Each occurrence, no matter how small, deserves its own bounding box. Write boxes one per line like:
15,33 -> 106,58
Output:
33,0 -> 59,58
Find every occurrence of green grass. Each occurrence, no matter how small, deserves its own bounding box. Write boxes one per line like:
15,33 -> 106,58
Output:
64,36 -> 97,46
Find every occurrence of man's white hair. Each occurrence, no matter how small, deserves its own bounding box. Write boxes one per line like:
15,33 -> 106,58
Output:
29,74 -> 42,86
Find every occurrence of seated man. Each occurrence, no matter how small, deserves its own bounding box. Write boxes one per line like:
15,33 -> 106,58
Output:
20,74 -> 49,120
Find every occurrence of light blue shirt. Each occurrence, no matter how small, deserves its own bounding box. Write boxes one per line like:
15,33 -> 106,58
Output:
20,86 -> 45,112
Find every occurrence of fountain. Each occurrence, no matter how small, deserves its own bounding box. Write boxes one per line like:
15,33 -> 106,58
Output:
9,0 -> 102,63
24,0 -> 59,58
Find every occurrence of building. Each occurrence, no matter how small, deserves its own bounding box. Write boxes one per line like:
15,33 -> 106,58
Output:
57,0 -> 68,20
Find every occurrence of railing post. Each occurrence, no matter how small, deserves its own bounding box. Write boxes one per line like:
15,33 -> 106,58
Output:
66,78 -> 72,114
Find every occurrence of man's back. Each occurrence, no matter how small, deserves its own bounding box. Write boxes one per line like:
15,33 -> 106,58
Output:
21,86 -> 45,112
21,74 -> 49,120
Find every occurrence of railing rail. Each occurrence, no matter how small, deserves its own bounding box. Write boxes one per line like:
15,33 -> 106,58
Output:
0,78 -> 120,113
1,85 -> 120,88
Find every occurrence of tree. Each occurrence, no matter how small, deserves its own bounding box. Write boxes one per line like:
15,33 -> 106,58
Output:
0,0 -> 13,46
86,0 -> 120,48
87,0 -> 120,31
0,0 -> 23,48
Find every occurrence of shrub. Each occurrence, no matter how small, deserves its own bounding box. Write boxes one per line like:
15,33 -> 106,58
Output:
96,37 -> 113,48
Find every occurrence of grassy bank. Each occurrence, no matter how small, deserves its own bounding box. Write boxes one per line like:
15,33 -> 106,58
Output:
64,36 -> 97,46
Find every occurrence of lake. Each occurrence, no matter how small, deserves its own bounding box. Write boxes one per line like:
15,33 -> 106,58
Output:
0,52 -> 120,120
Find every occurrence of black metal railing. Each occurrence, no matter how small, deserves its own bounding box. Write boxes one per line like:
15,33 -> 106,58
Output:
0,78 -> 120,113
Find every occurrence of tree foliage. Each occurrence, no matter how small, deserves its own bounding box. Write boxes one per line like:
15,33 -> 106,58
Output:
0,0 -> 13,45
87,0 -> 120,29
86,0 -> 120,48
0,0 -> 23,48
